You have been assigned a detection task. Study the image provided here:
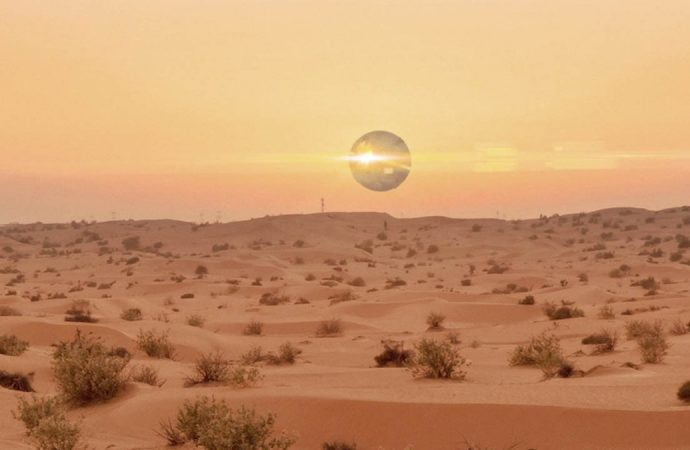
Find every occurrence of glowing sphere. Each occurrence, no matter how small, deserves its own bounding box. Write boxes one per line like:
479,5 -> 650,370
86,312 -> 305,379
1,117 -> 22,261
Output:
348,131 -> 411,191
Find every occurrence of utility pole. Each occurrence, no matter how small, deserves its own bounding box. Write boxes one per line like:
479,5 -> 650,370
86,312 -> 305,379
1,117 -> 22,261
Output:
321,198 -> 325,213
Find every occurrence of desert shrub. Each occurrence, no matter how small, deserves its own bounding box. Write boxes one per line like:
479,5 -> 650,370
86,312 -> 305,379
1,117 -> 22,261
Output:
635,276 -> 661,291
187,352 -> 231,385
130,365 -> 164,387
556,360 -> 577,378
426,244 -> 439,254
241,346 -> 265,365
265,342 -> 301,365
426,312 -> 446,330
120,307 -> 143,321
181,293 -> 195,299
542,301 -> 584,320
518,295 -> 535,305
0,370 -> 34,392
0,305 -> 21,316
52,331 -> 129,405
227,365 -> 262,388
315,319 -> 342,337
136,329 -> 176,359
385,277 -> 407,289
347,277 -> 366,287
669,318 -> 688,336
678,380 -> 690,403
122,236 -> 141,251
597,304 -> 615,320
243,320 -> 264,336
323,441 -> 358,450
410,338 -> 467,380
374,340 -> 412,367
64,299 -> 97,323
212,243 -> 230,253
461,279 -> 472,286
14,396 -> 80,450
625,320 -> 658,340
0,334 -> 29,356
162,396 -> 294,449
187,314 -> 205,328
259,293 -> 290,306
195,265 -> 209,277
581,329 -> 618,353
634,321 -> 668,363
328,290 -> 357,305
305,273 -> 316,281
509,331 -> 563,378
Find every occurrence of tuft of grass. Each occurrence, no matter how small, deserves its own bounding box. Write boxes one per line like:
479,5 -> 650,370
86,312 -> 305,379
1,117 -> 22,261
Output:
136,329 -> 176,359
130,365 -> 165,387
52,331 -> 129,405
0,334 -> 29,356
410,338 -> 467,380
316,319 -> 342,337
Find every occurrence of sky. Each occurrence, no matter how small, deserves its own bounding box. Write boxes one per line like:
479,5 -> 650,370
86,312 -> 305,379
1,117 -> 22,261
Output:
2,0 -> 690,223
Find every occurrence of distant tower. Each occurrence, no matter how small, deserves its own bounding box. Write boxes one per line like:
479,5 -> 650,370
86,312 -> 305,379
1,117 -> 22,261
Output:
321,198 -> 325,213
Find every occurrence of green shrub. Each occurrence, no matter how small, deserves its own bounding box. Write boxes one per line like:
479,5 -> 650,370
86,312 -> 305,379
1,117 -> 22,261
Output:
410,338 -> 467,380
374,340 -> 412,367
163,396 -> 295,449
136,329 -> 175,359
52,331 -> 129,405
0,334 -> 29,356
14,397 -> 80,450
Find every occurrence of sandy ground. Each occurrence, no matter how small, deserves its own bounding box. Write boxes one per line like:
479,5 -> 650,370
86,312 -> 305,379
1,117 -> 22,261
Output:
2,207 -> 690,449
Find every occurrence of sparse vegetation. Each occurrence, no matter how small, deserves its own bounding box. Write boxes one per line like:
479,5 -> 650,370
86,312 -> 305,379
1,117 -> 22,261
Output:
52,331 -> 129,405
120,307 -> 143,321
316,319 -> 342,337
160,396 -> 295,449
187,314 -> 206,328
509,331 -> 563,378
581,329 -> 618,354
410,338 -> 467,380
0,370 -> 34,392
678,380 -> 690,403
14,396 -> 81,450
0,334 -> 29,356
64,299 -> 97,323
374,340 -> 412,367
542,301 -> 584,320
130,365 -> 165,387
243,320 -> 264,336
426,312 -> 446,330
136,329 -> 176,359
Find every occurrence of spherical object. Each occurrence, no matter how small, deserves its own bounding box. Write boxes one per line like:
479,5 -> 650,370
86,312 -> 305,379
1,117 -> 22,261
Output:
348,131 -> 411,192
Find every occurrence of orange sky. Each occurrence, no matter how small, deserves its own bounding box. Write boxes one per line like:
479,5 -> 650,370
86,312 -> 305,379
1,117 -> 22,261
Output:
2,0 -> 690,223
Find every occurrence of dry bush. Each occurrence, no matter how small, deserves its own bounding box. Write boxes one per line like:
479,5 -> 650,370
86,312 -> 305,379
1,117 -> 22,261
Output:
509,331 -> 563,378
136,329 -> 176,359
669,318 -> 689,336
323,441 -> 358,450
64,299 -> 97,323
195,265 -> 209,278
52,331 -> 129,405
542,301 -> 584,320
625,320 -> 658,340
0,334 -> 29,356
426,312 -> 446,330
427,244 -> 439,254
186,314 -> 205,328
347,277 -> 366,287
130,365 -> 165,387
120,307 -> 143,321
678,380 -> 690,403
597,304 -> 615,320
581,329 -> 618,354
265,342 -> 302,365
259,293 -> 290,306
160,396 -> 295,449
634,321 -> 668,363
241,346 -> 264,365
14,396 -> 81,450
0,305 -> 21,316
374,340 -> 412,367
186,352 -> 230,385
243,320 -> 264,336
316,319 -> 342,337
518,295 -> 535,305
0,370 -> 34,392
410,338 -> 468,380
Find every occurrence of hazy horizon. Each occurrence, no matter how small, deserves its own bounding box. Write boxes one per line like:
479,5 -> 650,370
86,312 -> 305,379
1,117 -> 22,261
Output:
3,0 -> 690,223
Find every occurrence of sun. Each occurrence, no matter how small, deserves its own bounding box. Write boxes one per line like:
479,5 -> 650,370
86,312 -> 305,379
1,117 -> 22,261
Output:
348,130 -> 411,192
351,150 -> 384,165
